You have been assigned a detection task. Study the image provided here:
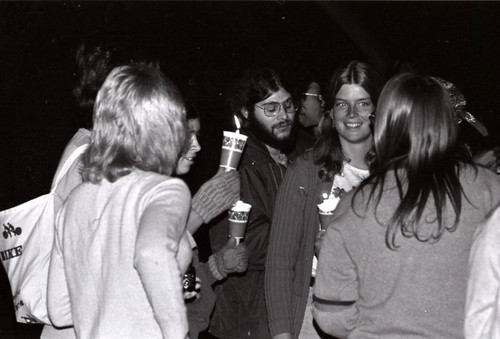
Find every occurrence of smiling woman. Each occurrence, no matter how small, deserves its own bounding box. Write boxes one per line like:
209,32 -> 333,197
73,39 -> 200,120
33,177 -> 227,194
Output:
312,72 -> 500,338
176,103 -> 202,176
331,84 -> 373,148
265,60 -> 382,339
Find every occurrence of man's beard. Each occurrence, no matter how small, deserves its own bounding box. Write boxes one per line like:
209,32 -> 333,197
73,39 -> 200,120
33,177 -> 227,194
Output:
248,113 -> 297,152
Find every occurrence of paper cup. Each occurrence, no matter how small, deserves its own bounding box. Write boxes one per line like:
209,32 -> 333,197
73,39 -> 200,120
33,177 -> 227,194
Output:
228,200 -> 252,244
318,211 -> 334,231
317,198 -> 339,231
220,131 -> 248,172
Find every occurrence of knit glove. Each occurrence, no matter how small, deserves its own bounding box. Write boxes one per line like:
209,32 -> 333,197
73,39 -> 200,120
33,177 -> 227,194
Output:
191,170 -> 240,223
208,237 -> 248,280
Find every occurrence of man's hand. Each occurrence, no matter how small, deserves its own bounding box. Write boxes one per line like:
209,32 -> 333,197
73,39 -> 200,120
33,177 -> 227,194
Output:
208,237 -> 248,280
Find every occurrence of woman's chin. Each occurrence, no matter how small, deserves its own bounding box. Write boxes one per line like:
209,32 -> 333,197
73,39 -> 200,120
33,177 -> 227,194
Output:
176,159 -> 193,176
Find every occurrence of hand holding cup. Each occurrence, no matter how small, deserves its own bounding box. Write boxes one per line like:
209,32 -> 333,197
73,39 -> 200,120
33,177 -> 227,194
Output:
228,200 -> 252,245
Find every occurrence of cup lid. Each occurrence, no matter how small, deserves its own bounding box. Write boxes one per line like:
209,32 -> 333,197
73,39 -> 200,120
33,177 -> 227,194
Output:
317,197 -> 340,212
231,200 -> 252,212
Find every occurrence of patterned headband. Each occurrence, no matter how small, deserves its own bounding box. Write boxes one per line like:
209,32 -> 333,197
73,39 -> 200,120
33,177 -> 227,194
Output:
432,76 -> 488,137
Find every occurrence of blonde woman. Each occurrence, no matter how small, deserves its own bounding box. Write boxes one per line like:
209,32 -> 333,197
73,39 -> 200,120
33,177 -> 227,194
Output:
47,65 -> 192,339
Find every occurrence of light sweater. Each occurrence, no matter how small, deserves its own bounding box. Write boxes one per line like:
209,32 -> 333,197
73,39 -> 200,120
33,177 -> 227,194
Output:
43,129 -> 90,339
313,166 -> 500,338
47,170 -> 191,339
465,203 -> 500,339
52,128 -> 91,215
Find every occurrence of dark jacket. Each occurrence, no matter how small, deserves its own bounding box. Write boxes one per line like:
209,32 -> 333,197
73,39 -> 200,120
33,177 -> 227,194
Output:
208,128 -> 312,339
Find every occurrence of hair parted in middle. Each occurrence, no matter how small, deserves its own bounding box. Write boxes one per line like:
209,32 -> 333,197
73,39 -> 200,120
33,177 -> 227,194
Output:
81,64 -> 187,183
354,72 -> 474,249
313,60 -> 382,182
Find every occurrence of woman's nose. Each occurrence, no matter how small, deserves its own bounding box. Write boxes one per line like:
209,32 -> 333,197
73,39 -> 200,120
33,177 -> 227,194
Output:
192,136 -> 201,152
347,105 -> 359,117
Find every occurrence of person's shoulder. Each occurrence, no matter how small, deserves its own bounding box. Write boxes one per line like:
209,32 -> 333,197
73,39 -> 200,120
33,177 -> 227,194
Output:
62,128 -> 91,153
63,179 -> 97,207
128,172 -> 191,205
472,202 -> 500,252
286,128 -> 315,162
296,126 -> 316,145
288,149 -> 317,173
460,164 -> 500,187
477,165 -> 500,182
135,171 -> 188,190
55,129 -> 90,167
72,128 -> 92,146
484,203 -> 500,228
239,136 -> 272,168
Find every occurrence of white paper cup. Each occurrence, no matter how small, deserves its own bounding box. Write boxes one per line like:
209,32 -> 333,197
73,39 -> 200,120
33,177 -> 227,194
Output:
220,131 -> 248,172
228,200 -> 252,244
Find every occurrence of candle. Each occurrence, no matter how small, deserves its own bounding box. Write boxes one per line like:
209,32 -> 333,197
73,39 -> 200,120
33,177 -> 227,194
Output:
234,115 -> 241,134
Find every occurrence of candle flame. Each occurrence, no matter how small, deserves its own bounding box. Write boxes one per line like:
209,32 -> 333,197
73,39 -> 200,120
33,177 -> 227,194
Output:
234,115 -> 241,130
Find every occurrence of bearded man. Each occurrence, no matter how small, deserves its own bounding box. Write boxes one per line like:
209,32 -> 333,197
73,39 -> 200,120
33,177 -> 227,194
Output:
208,67 -> 313,338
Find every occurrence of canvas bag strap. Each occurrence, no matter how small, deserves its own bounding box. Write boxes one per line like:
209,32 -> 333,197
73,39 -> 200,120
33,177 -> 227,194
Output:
51,144 -> 88,192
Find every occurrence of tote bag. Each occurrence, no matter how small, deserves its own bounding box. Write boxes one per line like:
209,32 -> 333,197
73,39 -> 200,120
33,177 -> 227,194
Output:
0,144 -> 87,324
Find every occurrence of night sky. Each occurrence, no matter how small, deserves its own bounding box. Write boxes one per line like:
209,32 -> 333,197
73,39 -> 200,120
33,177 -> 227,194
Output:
1,1 -> 500,208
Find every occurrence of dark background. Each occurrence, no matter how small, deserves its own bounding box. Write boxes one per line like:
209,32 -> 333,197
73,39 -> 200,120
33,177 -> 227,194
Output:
1,1 -> 500,209
0,2 -> 499,337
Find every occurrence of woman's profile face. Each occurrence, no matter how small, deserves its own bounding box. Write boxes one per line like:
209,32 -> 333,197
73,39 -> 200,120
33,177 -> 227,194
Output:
331,84 -> 374,147
176,118 -> 201,175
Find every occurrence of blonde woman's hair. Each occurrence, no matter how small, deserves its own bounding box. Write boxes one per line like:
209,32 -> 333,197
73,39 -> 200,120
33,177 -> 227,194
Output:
82,64 -> 187,183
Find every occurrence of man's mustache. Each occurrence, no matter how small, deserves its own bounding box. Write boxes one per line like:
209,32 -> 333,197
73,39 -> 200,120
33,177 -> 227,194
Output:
273,120 -> 293,129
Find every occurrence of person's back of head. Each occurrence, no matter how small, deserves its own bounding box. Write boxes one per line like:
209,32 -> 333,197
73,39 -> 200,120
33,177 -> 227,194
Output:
82,64 -> 186,184
361,72 -> 474,249
374,73 -> 459,170
314,60 -> 382,182
72,39 -> 134,129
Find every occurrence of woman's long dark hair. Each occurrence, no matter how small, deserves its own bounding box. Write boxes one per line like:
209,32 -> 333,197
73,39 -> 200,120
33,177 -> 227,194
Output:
355,73 -> 474,249
313,61 -> 382,182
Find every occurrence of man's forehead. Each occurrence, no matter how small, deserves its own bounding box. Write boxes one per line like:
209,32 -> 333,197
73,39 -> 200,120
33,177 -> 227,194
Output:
258,88 -> 291,104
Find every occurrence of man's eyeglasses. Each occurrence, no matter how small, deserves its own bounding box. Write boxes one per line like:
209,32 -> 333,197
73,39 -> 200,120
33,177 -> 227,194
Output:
303,92 -> 324,102
255,98 -> 295,117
